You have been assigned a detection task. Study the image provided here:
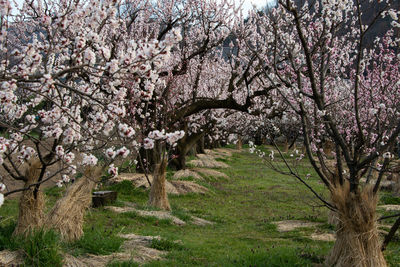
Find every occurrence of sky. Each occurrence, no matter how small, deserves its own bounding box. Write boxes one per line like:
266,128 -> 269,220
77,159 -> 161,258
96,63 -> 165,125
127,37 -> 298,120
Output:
11,0 -> 276,16
241,0 -> 276,15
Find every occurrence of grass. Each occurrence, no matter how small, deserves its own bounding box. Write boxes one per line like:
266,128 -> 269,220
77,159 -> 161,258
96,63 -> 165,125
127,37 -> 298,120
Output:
0,228 -> 63,267
21,229 -> 63,267
68,224 -> 125,255
107,260 -> 139,267
0,147 -> 399,266
150,238 -> 184,251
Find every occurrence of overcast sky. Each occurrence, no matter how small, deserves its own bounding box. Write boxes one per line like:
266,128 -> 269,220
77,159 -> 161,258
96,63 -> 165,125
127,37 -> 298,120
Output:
241,0 -> 275,14
11,0 -> 276,16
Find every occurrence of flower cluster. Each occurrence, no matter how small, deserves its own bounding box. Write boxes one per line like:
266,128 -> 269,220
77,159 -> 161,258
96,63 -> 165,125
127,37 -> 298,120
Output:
143,130 -> 185,150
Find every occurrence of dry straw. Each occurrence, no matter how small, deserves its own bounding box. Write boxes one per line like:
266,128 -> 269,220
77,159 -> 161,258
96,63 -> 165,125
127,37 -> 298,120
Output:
13,159 -> 45,236
148,159 -> 171,211
326,182 -> 386,267
45,166 -> 102,242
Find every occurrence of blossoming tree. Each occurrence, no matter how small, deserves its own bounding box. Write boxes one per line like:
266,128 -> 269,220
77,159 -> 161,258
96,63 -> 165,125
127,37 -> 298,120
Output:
0,0 -> 185,238
247,0 -> 400,265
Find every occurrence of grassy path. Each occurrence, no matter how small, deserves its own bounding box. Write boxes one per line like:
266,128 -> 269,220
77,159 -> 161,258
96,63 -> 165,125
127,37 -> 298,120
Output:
1,148 -> 399,266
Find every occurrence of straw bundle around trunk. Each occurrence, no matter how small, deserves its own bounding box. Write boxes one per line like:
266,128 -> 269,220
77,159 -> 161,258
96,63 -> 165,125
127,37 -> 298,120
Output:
45,167 -> 102,242
328,210 -> 339,226
326,183 -> 386,267
13,159 -> 45,236
148,159 -> 170,211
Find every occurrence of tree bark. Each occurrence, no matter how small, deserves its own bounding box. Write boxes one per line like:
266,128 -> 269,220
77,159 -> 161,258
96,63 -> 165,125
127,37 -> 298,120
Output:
197,136 -> 205,154
170,131 -> 205,170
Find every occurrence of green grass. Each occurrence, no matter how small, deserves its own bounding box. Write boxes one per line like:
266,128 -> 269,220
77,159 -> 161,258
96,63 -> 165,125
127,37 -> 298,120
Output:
0,222 -> 19,251
4,229 -> 64,267
68,224 -> 125,256
0,147 -> 399,266
23,229 -> 63,267
150,238 -> 184,251
107,260 -> 140,267
380,193 -> 400,205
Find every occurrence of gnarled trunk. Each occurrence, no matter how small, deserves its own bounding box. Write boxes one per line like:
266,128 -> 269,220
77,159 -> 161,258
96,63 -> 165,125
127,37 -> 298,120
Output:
326,184 -> 386,267
13,159 -> 45,236
46,167 -> 102,241
170,131 -> 205,170
148,159 -> 170,211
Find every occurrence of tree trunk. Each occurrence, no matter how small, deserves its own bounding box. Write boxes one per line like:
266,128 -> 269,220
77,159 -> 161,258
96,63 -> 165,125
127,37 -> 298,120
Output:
148,159 -> 170,211
236,137 -> 243,150
197,136 -> 205,154
170,131 -> 205,170
323,140 -> 334,156
188,145 -> 197,157
136,147 -> 156,173
45,167 -> 102,242
326,184 -> 386,267
13,159 -> 45,236
283,139 -> 289,153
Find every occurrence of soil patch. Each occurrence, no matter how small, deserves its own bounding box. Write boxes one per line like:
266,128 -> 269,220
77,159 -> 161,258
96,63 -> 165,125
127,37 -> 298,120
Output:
170,181 -> 208,195
271,220 -> 321,232
191,216 -> 214,226
188,158 -> 229,169
193,168 -> 228,179
112,173 -> 207,195
378,205 -> 400,211
105,206 -> 186,226
205,149 -> 234,158
0,250 -> 24,266
63,233 -> 165,267
173,169 -> 203,180
310,233 -> 336,242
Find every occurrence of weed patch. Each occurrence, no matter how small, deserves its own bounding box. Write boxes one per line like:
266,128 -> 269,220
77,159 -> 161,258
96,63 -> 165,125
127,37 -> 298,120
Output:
150,238 -> 184,251
107,260 -> 139,267
71,226 -> 124,255
20,229 -> 63,267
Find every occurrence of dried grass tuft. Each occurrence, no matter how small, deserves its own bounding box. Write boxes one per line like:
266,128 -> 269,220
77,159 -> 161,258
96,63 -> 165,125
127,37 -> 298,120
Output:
13,158 -> 45,236
45,166 -> 102,242
170,180 -> 208,195
326,182 -> 387,267
148,160 -> 171,211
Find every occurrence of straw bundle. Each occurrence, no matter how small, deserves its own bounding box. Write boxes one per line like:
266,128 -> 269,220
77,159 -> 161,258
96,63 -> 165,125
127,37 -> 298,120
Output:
13,159 -> 45,236
326,183 -> 386,267
45,166 -> 102,241
148,159 -> 170,211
